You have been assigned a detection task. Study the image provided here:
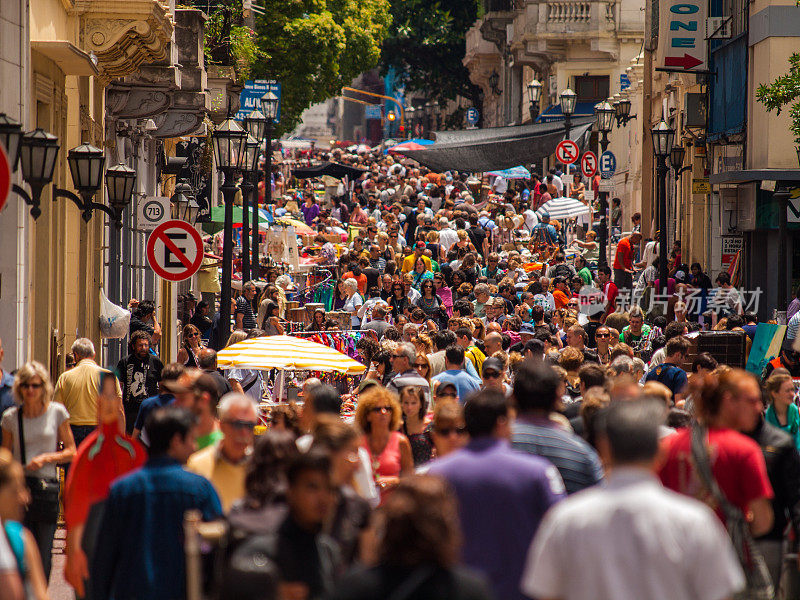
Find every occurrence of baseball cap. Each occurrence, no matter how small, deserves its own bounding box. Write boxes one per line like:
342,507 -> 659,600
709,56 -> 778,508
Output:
435,381 -> 458,397
482,357 -> 504,377
520,323 -> 536,336
415,241 -> 426,250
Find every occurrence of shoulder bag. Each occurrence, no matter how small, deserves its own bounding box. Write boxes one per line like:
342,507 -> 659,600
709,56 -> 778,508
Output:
690,424 -> 773,600
17,406 -> 61,523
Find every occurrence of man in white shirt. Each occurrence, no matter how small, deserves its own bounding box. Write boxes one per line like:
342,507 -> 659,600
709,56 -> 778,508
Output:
437,217 -> 459,251
521,398 -> 744,600
491,175 -> 508,195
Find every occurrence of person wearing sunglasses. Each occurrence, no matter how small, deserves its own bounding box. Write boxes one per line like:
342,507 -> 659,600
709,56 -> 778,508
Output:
177,323 -> 205,369
187,393 -> 258,512
481,357 -> 510,394
426,396 -> 466,461
594,326 -> 614,365
2,361 -> 76,581
354,387 -> 413,504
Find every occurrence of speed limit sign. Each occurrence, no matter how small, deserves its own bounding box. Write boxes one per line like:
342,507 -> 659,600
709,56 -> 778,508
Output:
136,196 -> 171,231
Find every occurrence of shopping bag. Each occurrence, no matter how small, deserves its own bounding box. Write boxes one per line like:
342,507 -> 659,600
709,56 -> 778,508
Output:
98,288 -> 131,338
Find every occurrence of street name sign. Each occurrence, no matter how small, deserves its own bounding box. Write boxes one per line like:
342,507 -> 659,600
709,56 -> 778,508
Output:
236,80 -> 282,122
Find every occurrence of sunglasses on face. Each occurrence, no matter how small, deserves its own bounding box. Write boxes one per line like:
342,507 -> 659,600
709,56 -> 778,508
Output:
435,426 -> 466,436
483,371 -> 501,379
187,332 -> 200,338
20,382 -> 43,390
596,333 -> 610,338
370,406 -> 392,414
224,419 -> 258,430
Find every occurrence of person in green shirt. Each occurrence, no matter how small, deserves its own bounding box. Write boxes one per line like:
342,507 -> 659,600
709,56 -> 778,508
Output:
765,371 -> 800,450
576,255 -> 593,287
619,307 -> 652,350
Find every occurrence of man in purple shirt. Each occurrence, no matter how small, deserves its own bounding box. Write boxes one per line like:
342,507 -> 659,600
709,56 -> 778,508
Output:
428,389 -> 566,600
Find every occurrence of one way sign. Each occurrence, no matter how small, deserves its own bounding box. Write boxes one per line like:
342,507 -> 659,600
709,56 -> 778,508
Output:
146,220 -> 203,281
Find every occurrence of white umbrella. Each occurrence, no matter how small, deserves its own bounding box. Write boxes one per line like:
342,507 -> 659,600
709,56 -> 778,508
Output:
536,197 -> 591,220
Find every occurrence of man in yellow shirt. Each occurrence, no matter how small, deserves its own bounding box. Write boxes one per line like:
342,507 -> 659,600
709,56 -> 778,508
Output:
401,241 -> 433,274
54,338 -> 121,447
186,392 -> 257,512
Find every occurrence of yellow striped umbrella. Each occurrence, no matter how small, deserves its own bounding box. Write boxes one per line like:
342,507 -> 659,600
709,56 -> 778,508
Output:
217,335 -> 366,374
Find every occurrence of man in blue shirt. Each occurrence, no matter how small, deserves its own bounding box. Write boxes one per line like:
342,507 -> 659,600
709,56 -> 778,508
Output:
532,212 -> 559,247
91,406 -> 222,600
131,362 -> 186,444
428,389 -> 565,600
644,336 -> 690,402
431,346 -> 482,403
511,361 -> 604,494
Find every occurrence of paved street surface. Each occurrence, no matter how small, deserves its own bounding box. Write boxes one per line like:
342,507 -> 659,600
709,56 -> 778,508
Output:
48,529 -> 74,600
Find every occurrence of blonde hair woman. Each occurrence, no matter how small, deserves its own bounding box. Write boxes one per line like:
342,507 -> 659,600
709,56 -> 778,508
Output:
354,387 -> 413,503
1,361 -> 76,580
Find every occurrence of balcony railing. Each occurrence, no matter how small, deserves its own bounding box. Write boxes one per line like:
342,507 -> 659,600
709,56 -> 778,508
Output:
544,0 -> 616,29
547,2 -> 591,23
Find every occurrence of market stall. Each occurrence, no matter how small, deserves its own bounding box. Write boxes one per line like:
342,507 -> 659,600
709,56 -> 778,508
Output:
218,334 -> 367,405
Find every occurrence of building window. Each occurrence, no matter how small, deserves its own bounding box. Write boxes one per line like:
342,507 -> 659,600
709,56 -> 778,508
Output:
574,76 -> 610,103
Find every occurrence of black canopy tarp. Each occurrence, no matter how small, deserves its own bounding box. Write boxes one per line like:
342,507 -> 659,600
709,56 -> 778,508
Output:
291,162 -> 367,180
399,117 -> 594,172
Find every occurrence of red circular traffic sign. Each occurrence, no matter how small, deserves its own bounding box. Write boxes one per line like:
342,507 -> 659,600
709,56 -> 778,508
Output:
0,143 -> 11,214
555,140 -> 579,165
581,151 -> 598,178
146,219 -> 203,282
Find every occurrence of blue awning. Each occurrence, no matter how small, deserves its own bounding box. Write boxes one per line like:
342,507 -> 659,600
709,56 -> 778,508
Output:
536,102 -> 598,123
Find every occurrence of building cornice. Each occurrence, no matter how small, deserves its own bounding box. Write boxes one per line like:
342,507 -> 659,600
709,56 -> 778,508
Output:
70,0 -> 174,83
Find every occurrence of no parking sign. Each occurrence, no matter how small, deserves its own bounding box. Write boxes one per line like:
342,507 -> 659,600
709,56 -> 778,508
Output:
146,220 -> 203,282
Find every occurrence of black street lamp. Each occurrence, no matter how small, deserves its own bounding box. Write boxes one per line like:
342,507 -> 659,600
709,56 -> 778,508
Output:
257,90 -> 279,280
651,120 -> 675,294
0,113 -> 23,171
614,97 -> 634,127
14,128 -> 60,218
595,100 -> 615,267
240,134 -> 261,279
560,88 -> 577,139
212,117 -> 247,347
171,181 -> 199,223
103,163 -> 137,228
527,79 -> 542,122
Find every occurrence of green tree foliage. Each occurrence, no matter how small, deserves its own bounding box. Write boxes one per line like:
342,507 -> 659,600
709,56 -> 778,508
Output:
203,1 -> 266,82
756,53 -> 800,145
380,0 -> 483,125
252,0 -> 392,134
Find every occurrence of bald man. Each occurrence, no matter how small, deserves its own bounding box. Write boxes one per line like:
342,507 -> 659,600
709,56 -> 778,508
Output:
484,332 -> 503,357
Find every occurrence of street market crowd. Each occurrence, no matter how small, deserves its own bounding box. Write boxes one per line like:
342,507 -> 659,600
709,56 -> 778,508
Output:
1,144 -> 800,600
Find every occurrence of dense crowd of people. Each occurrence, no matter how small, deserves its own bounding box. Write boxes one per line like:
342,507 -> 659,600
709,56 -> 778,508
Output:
0,145 -> 795,600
